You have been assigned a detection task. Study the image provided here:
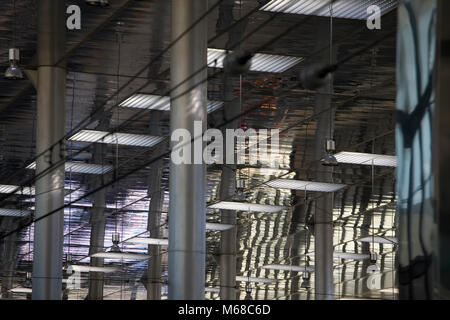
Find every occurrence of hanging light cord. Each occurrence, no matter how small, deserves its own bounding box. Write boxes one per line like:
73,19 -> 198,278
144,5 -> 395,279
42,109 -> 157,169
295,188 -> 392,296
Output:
13,0 -> 16,48
329,1 -> 334,140
370,49 -> 376,255
114,27 -> 122,238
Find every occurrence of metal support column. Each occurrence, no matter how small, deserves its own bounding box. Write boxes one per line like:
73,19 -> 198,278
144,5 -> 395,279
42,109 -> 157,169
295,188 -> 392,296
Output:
313,22 -> 335,301
216,0 -> 249,300
219,166 -> 237,300
168,0 -> 208,300
0,219 -> 19,299
146,113 -> 165,300
87,110 -> 111,300
32,0 -> 66,300
147,157 -> 164,300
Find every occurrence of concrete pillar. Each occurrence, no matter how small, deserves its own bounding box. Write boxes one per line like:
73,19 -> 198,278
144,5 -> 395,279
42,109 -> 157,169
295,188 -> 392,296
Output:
168,0 -> 208,300
32,0 -> 66,300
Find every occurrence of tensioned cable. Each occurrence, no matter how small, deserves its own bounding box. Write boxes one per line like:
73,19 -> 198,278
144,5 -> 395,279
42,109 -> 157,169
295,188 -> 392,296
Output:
0,1 -> 395,241
12,0 -> 16,48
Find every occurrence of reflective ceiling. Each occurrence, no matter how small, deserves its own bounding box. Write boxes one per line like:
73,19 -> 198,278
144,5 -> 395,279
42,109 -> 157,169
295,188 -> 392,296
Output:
0,0 -> 398,300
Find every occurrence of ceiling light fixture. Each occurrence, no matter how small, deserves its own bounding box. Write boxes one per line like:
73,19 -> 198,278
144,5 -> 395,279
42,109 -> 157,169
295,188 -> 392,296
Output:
333,252 -> 370,261
205,287 -> 220,293
367,252 -> 380,273
244,282 -> 253,300
90,233 -> 149,260
90,251 -> 149,260
207,48 -> 302,73
379,288 -> 399,294
321,139 -> 339,166
5,48 -> 23,80
233,177 -> 247,201
125,237 -> 168,246
119,94 -> 224,114
334,152 -> 397,167
307,251 -> 370,261
205,222 -> 234,231
85,0 -> 109,6
24,272 -> 32,288
0,208 -> 31,217
69,130 -> 164,147
263,179 -> 345,192
65,265 -> 118,273
5,1 -> 23,80
9,287 -> 32,294
208,201 -> 285,213
358,236 -> 398,244
300,271 -> 311,290
0,184 -> 34,195
262,264 -> 314,272
235,276 -> 276,284
26,161 -> 113,174
260,0 -> 398,20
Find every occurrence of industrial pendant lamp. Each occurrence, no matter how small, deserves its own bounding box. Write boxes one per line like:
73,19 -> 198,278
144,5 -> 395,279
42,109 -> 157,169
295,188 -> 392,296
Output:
321,139 -> 338,167
85,0 -> 109,6
5,1 -> 23,80
244,281 -> 253,300
5,48 -> 23,80
64,253 -> 73,267
24,272 -> 32,288
234,177 -> 246,201
300,271 -> 311,290
111,233 -> 121,253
